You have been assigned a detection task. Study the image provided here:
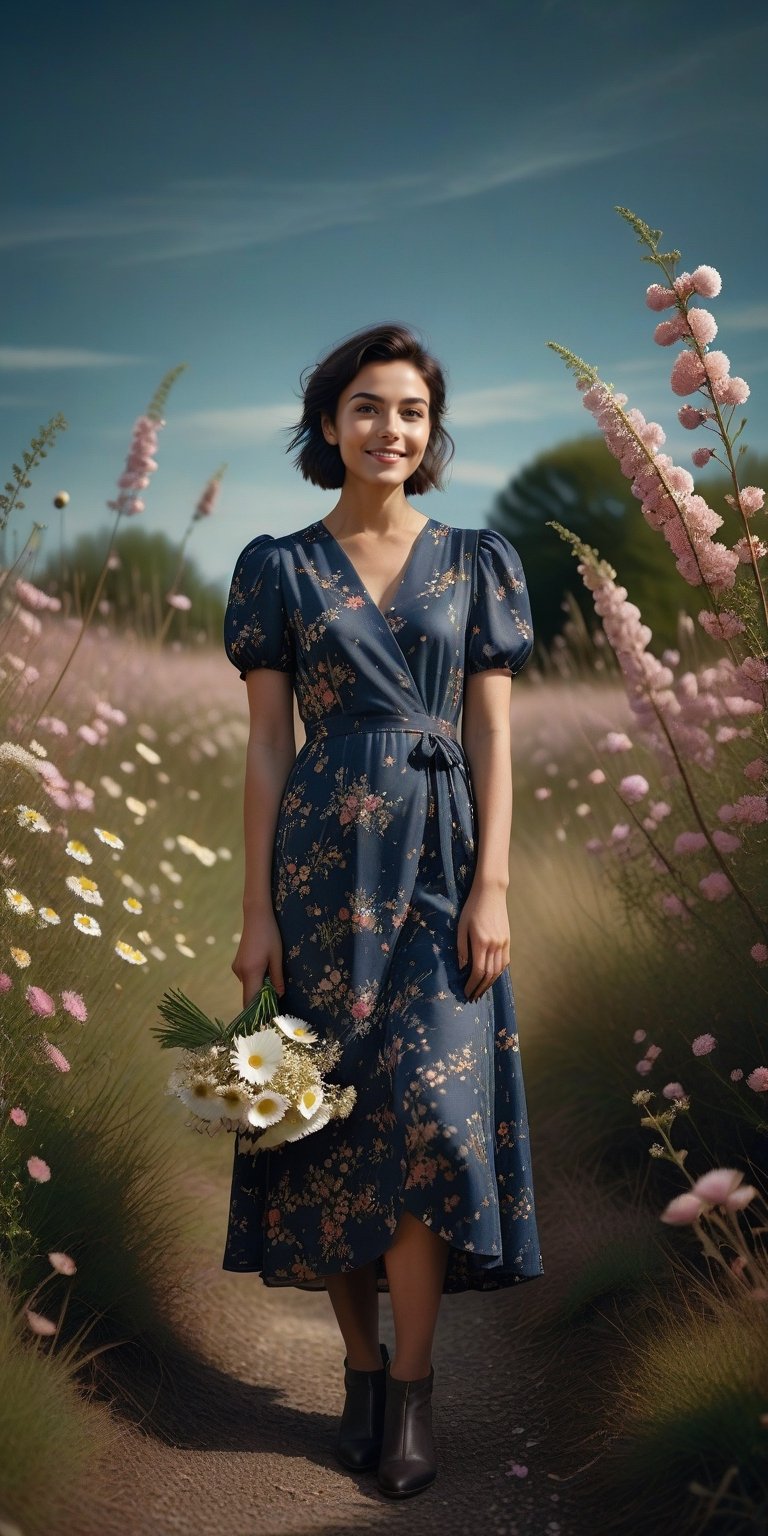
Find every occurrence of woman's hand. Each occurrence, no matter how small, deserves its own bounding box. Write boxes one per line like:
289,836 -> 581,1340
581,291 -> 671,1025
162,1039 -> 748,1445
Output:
232,906 -> 286,1010
457,880 -> 511,1001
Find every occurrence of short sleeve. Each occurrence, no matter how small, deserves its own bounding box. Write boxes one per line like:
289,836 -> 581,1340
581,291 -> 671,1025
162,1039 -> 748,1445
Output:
465,528 -> 534,677
223,534 -> 295,680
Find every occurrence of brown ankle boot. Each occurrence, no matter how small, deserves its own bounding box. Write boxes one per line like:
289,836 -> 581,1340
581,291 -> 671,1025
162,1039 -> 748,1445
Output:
335,1341 -> 390,1472
376,1359 -> 437,1497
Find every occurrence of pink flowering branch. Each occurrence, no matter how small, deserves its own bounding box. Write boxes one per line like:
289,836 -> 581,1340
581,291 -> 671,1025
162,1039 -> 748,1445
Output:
26,367 -> 187,730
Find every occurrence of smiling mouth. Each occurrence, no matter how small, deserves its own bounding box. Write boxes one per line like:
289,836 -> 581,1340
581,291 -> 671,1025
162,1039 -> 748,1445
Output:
366,451 -> 405,460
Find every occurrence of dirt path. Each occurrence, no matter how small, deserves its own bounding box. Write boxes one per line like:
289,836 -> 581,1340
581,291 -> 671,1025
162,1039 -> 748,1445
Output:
73,1147 -> 588,1536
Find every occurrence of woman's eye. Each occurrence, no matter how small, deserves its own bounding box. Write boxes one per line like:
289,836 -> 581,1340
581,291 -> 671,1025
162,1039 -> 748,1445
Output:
355,405 -> 423,417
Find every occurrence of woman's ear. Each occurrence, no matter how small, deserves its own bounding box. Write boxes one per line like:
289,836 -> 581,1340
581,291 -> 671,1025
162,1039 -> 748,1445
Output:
320,411 -> 337,446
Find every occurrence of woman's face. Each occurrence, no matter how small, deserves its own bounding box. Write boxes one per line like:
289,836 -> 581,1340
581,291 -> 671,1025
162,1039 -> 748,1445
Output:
321,359 -> 433,485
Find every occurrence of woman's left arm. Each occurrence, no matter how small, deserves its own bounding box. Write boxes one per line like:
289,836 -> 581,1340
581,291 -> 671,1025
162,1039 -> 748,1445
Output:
459,670 -> 515,1001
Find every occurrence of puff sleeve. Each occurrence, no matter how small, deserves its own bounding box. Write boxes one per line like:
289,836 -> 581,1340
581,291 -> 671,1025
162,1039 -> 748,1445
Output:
465,528 -> 534,677
223,534 -> 295,680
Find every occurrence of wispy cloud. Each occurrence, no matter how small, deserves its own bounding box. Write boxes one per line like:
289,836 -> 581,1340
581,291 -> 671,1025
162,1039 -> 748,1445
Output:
2,25 -> 764,268
718,303 -> 768,331
446,460 -> 514,488
0,346 -> 145,371
170,403 -> 299,442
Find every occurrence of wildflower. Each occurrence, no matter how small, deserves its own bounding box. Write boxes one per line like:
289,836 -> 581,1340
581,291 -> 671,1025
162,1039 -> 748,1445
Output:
645,283 -> 677,311
678,405 -> 708,429
698,610 -> 745,640
660,1191 -> 704,1224
231,1029 -> 285,1086
48,1251 -> 77,1275
135,742 -> 161,765
65,874 -> 104,906
717,795 -> 768,825
618,774 -> 649,803
750,944 -> 768,964
691,448 -> 713,468
114,940 -> 148,965
123,897 -> 143,914
27,1155 -> 51,1182
698,872 -> 733,901
692,1033 -> 717,1056
38,907 -> 61,924
215,1084 -> 252,1120
674,831 -> 707,855
632,1088 -> 653,1104
662,1081 -> 686,1099
246,1090 -> 289,1128
60,990 -> 88,1021
43,1040 -> 70,1072
73,913 -> 101,937
16,805 -> 51,833
10,1106 -> 27,1125
600,732 -> 633,753
273,1014 -> 319,1044
25,1310 -> 57,1336
0,972 -> 12,992
690,265 -> 722,297
746,1066 -> 768,1093
106,413 -> 163,519
633,1029 -> 647,1043
298,1084 -> 324,1118
177,1074 -> 226,1121
93,827 -> 125,849
64,840 -> 92,865
26,984 -> 56,1017
10,947 -> 31,967
692,1167 -> 754,1209
166,593 -> 192,610
4,888 -> 34,915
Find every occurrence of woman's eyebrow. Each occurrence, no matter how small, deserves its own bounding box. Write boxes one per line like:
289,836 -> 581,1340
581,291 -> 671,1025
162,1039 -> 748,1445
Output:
349,391 -> 429,406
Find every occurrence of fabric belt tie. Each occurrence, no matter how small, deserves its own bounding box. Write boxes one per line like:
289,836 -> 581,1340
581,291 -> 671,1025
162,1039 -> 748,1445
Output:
304,711 -> 465,773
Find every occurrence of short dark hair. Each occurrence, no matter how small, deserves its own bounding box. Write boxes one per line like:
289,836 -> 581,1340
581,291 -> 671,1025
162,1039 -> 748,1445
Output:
284,322 -> 455,495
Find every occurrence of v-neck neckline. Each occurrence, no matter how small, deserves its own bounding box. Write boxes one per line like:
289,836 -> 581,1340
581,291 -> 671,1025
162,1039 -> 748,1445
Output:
317,516 -> 434,619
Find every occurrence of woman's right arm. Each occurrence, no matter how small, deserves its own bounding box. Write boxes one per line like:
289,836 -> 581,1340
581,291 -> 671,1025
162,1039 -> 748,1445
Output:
232,668 -> 296,1004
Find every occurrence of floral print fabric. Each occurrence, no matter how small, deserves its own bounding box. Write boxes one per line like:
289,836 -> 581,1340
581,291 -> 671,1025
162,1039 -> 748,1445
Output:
221,516 -> 543,1293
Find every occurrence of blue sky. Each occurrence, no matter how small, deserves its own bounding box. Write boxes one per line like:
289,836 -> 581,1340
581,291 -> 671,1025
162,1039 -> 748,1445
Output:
3,0 -> 768,591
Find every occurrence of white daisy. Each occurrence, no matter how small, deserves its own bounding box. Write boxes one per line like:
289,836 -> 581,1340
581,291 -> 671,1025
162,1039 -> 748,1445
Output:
284,1098 -> 333,1140
73,913 -> 101,936
251,1104 -> 304,1148
65,874 -> 103,906
178,1075 -> 226,1121
16,806 -> 51,833
38,906 -> 61,925
298,1083 -> 325,1119
114,940 -> 147,965
246,1089 -> 289,1129
231,1028 -> 284,1086
4,888 -> 34,915
65,840 -> 92,865
215,1084 -> 252,1122
93,826 -> 125,848
123,897 -> 143,914
272,1013 -> 319,1045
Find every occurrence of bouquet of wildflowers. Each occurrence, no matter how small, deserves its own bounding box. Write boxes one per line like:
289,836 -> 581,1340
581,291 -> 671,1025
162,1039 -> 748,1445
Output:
152,978 -> 356,1153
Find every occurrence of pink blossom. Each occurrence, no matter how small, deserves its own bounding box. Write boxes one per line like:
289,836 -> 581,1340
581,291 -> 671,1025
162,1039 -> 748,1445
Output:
691,448 -> 713,468
733,485 -> 765,516
718,795 -> 768,825
715,376 -> 750,406
678,405 -> 708,429
601,732 -> 633,754
702,349 -> 730,381
507,1462 -> 529,1478
711,829 -> 740,854
48,1250 -> 77,1275
60,989 -> 88,1022
618,774 -> 649,803
692,1033 -> 717,1056
0,971 -> 12,992
743,759 -> 768,782
662,1081 -> 686,1099
660,1191 -> 704,1224
686,308 -> 718,346
43,1039 -> 70,1072
27,1155 -> 51,1182
654,315 -> 689,346
649,801 -> 671,820
644,1044 -> 662,1061
690,265 -> 722,298
671,351 -> 707,395
673,272 -> 696,299
731,1068 -> 744,1081
674,831 -> 707,855
166,593 -> 192,611
533,786 -> 552,800
747,1066 -> 768,1093
25,1309 -> 57,1336
587,768 -> 606,784
635,1058 -> 653,1075
9,1106 -> 27,1126
661,893 -> 686,916
106,413 -> 163,519
698,871 -> 733,901
646,283 -> 677,311
193,474 -> 222,521
750,943 -> 768,964
633,1029 -> 647,1043
26,984 -> 56,1018
692,1168 -> 754,1210
733,535 -> 767,564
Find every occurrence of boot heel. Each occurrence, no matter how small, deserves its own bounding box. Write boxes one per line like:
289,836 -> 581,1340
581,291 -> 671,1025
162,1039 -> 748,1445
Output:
335,1341 -> 389,1472
376,1360 -> 437,1497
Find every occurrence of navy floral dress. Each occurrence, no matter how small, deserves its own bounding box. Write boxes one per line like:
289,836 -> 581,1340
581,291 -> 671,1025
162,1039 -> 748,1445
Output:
221,516 -> 544,1294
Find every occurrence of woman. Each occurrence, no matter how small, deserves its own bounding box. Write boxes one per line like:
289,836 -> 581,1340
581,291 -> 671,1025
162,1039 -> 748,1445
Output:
222,322 -> 544,1498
